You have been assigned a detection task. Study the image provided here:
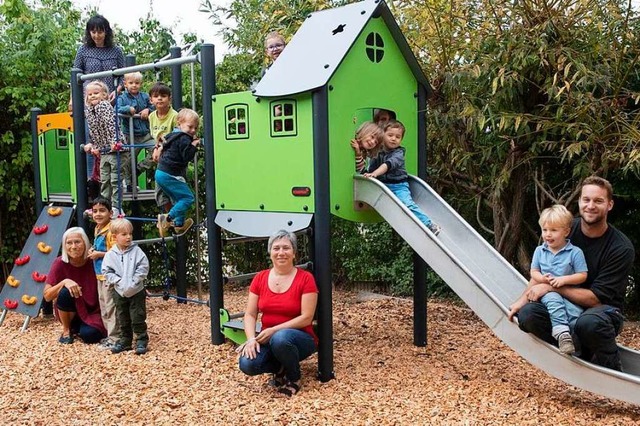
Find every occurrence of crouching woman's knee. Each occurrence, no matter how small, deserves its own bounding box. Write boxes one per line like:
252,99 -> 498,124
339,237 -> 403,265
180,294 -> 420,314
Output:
239,355 -> 262,376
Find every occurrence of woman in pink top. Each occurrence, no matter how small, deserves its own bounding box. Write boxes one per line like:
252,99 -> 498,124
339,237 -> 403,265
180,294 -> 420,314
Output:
237,230 -> 318,396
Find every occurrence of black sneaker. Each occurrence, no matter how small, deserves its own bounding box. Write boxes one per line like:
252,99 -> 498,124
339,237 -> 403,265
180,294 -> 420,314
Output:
135,342 -> 148,355
111,342 -> 133,354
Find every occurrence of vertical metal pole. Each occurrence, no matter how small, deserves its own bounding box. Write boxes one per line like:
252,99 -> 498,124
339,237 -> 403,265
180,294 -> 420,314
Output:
124,55 -> 144,241
201,44 -> 224,344
31,108 -> 44,214
168,46 -> 188,304
413,84 -> 428,347
71,68 -> 88,229
312,86 -> 334,382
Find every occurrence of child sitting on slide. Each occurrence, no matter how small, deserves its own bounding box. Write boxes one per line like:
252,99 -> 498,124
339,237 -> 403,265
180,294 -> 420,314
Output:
364,120 -> 441,236
529,204 -> 587,354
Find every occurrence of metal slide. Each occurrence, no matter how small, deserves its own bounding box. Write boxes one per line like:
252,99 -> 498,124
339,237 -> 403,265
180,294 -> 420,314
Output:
353,174 -> 640,405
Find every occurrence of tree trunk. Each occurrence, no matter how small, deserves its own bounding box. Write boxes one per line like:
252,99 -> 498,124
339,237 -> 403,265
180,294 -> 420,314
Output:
492,149 -> 530,272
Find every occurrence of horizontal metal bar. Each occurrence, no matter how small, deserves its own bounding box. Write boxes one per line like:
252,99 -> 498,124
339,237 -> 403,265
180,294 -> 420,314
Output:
79,54 -> 200,82
222,228 -> 313,246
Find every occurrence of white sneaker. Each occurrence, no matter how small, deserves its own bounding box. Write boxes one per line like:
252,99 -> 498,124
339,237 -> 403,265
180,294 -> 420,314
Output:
97,338 -> 116,350
111,208 -> 125,219
428,223 -> 442,236
557,332 -> 575,354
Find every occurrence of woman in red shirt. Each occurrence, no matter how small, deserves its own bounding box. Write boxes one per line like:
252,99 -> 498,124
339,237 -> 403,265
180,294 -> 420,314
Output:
238,230 -> 318,396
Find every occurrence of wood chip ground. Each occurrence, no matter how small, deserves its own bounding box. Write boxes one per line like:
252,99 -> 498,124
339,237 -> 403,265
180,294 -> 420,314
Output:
1,287 -> 639,425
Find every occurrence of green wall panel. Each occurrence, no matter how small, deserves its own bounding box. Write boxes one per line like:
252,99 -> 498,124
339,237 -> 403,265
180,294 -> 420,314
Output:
212,91 -> 315,213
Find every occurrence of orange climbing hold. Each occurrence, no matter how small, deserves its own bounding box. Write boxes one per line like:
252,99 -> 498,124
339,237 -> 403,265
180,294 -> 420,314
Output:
47,207 -> 62,216
7,276 -> 20,287
37,241 -> 52,254
21,295 -> 38,305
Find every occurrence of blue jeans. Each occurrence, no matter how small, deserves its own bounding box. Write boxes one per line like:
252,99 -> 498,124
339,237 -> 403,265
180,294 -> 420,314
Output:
155,170 -> 194,227
386,182 -> 432,228
239,329 -> 317,382
541,292 -> 583,338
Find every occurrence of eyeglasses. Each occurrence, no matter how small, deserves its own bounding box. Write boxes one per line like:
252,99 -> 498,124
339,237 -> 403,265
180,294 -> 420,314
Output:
267,43 -> 285,51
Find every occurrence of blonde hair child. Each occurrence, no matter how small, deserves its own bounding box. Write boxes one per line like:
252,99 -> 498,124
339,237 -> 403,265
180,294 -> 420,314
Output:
350,121 -> 383,173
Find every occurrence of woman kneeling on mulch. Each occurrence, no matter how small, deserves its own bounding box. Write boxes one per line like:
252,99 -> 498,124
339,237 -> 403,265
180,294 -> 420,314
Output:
43,227 -> 107,344
236,230 -> 318,396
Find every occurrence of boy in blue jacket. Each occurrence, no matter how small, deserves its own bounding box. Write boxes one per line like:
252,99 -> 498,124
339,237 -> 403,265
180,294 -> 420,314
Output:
117,71 -> 154,179
365,120 -> 441,235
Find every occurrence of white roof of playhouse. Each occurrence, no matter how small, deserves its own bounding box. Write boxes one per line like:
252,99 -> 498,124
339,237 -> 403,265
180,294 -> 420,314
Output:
253,0 -> 430,97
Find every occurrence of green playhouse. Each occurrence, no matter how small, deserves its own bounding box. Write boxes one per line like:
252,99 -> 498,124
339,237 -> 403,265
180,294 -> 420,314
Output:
211,0 -> 432,381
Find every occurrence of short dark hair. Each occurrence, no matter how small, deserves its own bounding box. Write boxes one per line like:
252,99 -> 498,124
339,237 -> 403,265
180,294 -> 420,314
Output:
92,196 -> 112,211
383,120 -> 405,137
582,176 -> 613,201
149,82 -> 172,98
84,15 -> 114,48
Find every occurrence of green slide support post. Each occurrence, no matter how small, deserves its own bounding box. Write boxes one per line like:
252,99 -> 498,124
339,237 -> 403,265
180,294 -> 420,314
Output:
413,84 -> 428,347
71,67 -> 88,229
312,86 -> 334,382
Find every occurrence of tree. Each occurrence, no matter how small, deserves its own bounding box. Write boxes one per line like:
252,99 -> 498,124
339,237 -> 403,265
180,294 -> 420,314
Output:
395,0 -> 640,272
0,0 -> 83,280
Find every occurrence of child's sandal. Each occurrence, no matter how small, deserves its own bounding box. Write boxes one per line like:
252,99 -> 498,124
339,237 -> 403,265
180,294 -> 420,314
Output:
278,380 -> 301,397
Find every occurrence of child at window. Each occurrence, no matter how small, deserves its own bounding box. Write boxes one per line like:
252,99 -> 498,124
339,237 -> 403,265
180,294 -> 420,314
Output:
530,204 -> 588,354
365,120 -> 441,235
155,108 -> 200,236
350,121 -> 383,173
83,80 -> 130,217
373,108 -> 396,127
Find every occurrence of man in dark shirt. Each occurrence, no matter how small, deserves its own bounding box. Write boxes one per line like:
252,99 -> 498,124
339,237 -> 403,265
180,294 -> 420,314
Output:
508,176 -> 635,370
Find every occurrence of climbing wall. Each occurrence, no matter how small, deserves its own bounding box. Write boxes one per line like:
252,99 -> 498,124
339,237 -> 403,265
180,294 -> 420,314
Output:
1,206 -> 74,319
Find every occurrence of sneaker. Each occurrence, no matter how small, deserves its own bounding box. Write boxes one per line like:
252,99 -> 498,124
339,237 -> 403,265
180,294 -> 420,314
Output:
557,332 -> 575,354
428,223 -> 442,236
173,218 -> 194,235
111,207 -> 126,219
97,338 -> 115,350
135,342 -> 148,355
110,342 -> 133,354
157,213 -> 171,237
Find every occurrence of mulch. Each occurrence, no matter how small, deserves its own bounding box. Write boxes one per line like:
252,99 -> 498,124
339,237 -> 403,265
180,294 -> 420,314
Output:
1,286 -> 640,425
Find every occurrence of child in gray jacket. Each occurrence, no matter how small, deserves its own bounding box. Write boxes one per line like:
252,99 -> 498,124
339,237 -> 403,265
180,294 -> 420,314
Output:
102,218 -> 150,355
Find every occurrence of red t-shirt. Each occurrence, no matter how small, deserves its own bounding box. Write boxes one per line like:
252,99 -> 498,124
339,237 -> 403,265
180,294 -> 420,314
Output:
250,268 -> 318,345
